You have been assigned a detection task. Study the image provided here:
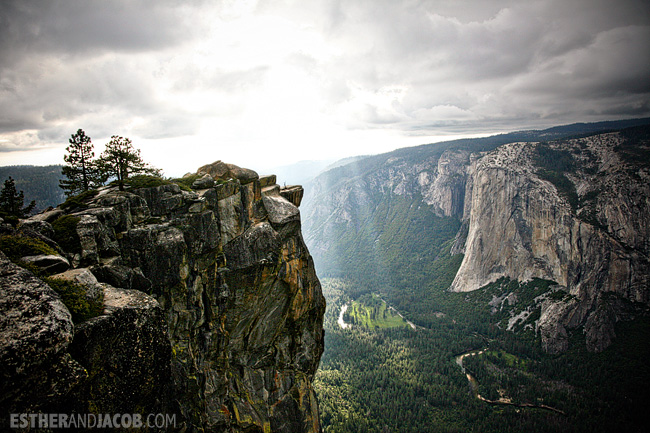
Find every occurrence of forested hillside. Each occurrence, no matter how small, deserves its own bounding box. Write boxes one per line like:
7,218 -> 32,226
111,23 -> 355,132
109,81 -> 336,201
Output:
0,165 -> 64,212
315,279 -> 650,433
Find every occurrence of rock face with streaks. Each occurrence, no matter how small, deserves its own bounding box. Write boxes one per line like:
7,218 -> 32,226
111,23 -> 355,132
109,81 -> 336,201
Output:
449,134 -> 650,353
0,162 -> 325,432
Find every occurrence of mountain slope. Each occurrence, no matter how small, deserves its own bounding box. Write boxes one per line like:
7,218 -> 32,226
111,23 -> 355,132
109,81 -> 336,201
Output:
451,130 -> 650,352
0,165 -> 65,212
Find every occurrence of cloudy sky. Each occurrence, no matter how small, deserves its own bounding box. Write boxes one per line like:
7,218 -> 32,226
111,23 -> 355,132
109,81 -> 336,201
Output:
1,0 -> 649,177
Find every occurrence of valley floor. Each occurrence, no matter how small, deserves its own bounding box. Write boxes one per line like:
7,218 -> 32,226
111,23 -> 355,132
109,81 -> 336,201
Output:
314,278 -> 650,433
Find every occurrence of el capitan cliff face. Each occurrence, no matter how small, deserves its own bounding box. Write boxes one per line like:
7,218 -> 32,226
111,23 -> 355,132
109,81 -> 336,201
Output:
0,161 -> 325,432
450,133 -> 650,353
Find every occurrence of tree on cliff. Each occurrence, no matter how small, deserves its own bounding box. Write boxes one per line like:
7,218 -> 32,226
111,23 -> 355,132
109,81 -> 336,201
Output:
0,177 -> 36,222
60,129 -> 102,197
97,136 -> 161,191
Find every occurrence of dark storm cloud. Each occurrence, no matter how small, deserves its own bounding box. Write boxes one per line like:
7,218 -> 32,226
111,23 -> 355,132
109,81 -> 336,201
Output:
0,0 -> 202,61
0,55 -> 160,134
0,0 -> 210,142
313,0 -> 650,130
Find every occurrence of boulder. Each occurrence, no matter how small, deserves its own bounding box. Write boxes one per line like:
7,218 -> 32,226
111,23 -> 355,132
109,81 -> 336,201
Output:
198,160 -> 230,180
262,195 -> 300,227
0,252 -> 84,416
64,285 -> 175,416
19,219 -> 55,239
50,268 -> 104,305
226,163 -> 259,184
20,254 -> 70,274
192,173 -> 215,190
197,160 -> 259,184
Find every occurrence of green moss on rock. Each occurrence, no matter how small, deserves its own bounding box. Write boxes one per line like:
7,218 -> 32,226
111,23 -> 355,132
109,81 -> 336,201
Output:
60,189 -> 99,211
171,174 -> 200,192
52,215 -> 82,253
44,277 -> 104,323
125,174 -> 173,190
0,234 -> 57,260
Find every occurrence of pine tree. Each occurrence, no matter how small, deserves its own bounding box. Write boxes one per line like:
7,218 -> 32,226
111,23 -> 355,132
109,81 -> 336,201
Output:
97,136 -> 160,191
0,177 -> 36,220
60,129 -> 100,197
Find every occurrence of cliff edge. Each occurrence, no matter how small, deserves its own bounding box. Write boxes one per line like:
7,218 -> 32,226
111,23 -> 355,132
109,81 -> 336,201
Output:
0,161 -> 325,432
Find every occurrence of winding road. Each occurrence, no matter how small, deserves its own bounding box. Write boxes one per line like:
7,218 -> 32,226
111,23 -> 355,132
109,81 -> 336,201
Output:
455,349 -> 567,416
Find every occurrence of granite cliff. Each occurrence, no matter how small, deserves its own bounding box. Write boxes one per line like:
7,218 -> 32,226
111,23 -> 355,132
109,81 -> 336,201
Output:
0,161 -> 325,432
449,132 -> 650,353
303,123 -> 650,353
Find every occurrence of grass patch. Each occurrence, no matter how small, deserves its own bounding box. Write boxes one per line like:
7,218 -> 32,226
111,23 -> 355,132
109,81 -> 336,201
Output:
0,234 -> 57,260
344,293 -> 411,329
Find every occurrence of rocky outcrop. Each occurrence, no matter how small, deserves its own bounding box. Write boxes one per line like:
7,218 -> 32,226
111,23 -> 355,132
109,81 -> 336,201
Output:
0,250 -> 175,430
64,285 -> 174,418
198,160 -> 259,185
417,149 -> 470,218
450,134 -> 650,352
1,162 -> 325,432
279,185 -> 305,207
